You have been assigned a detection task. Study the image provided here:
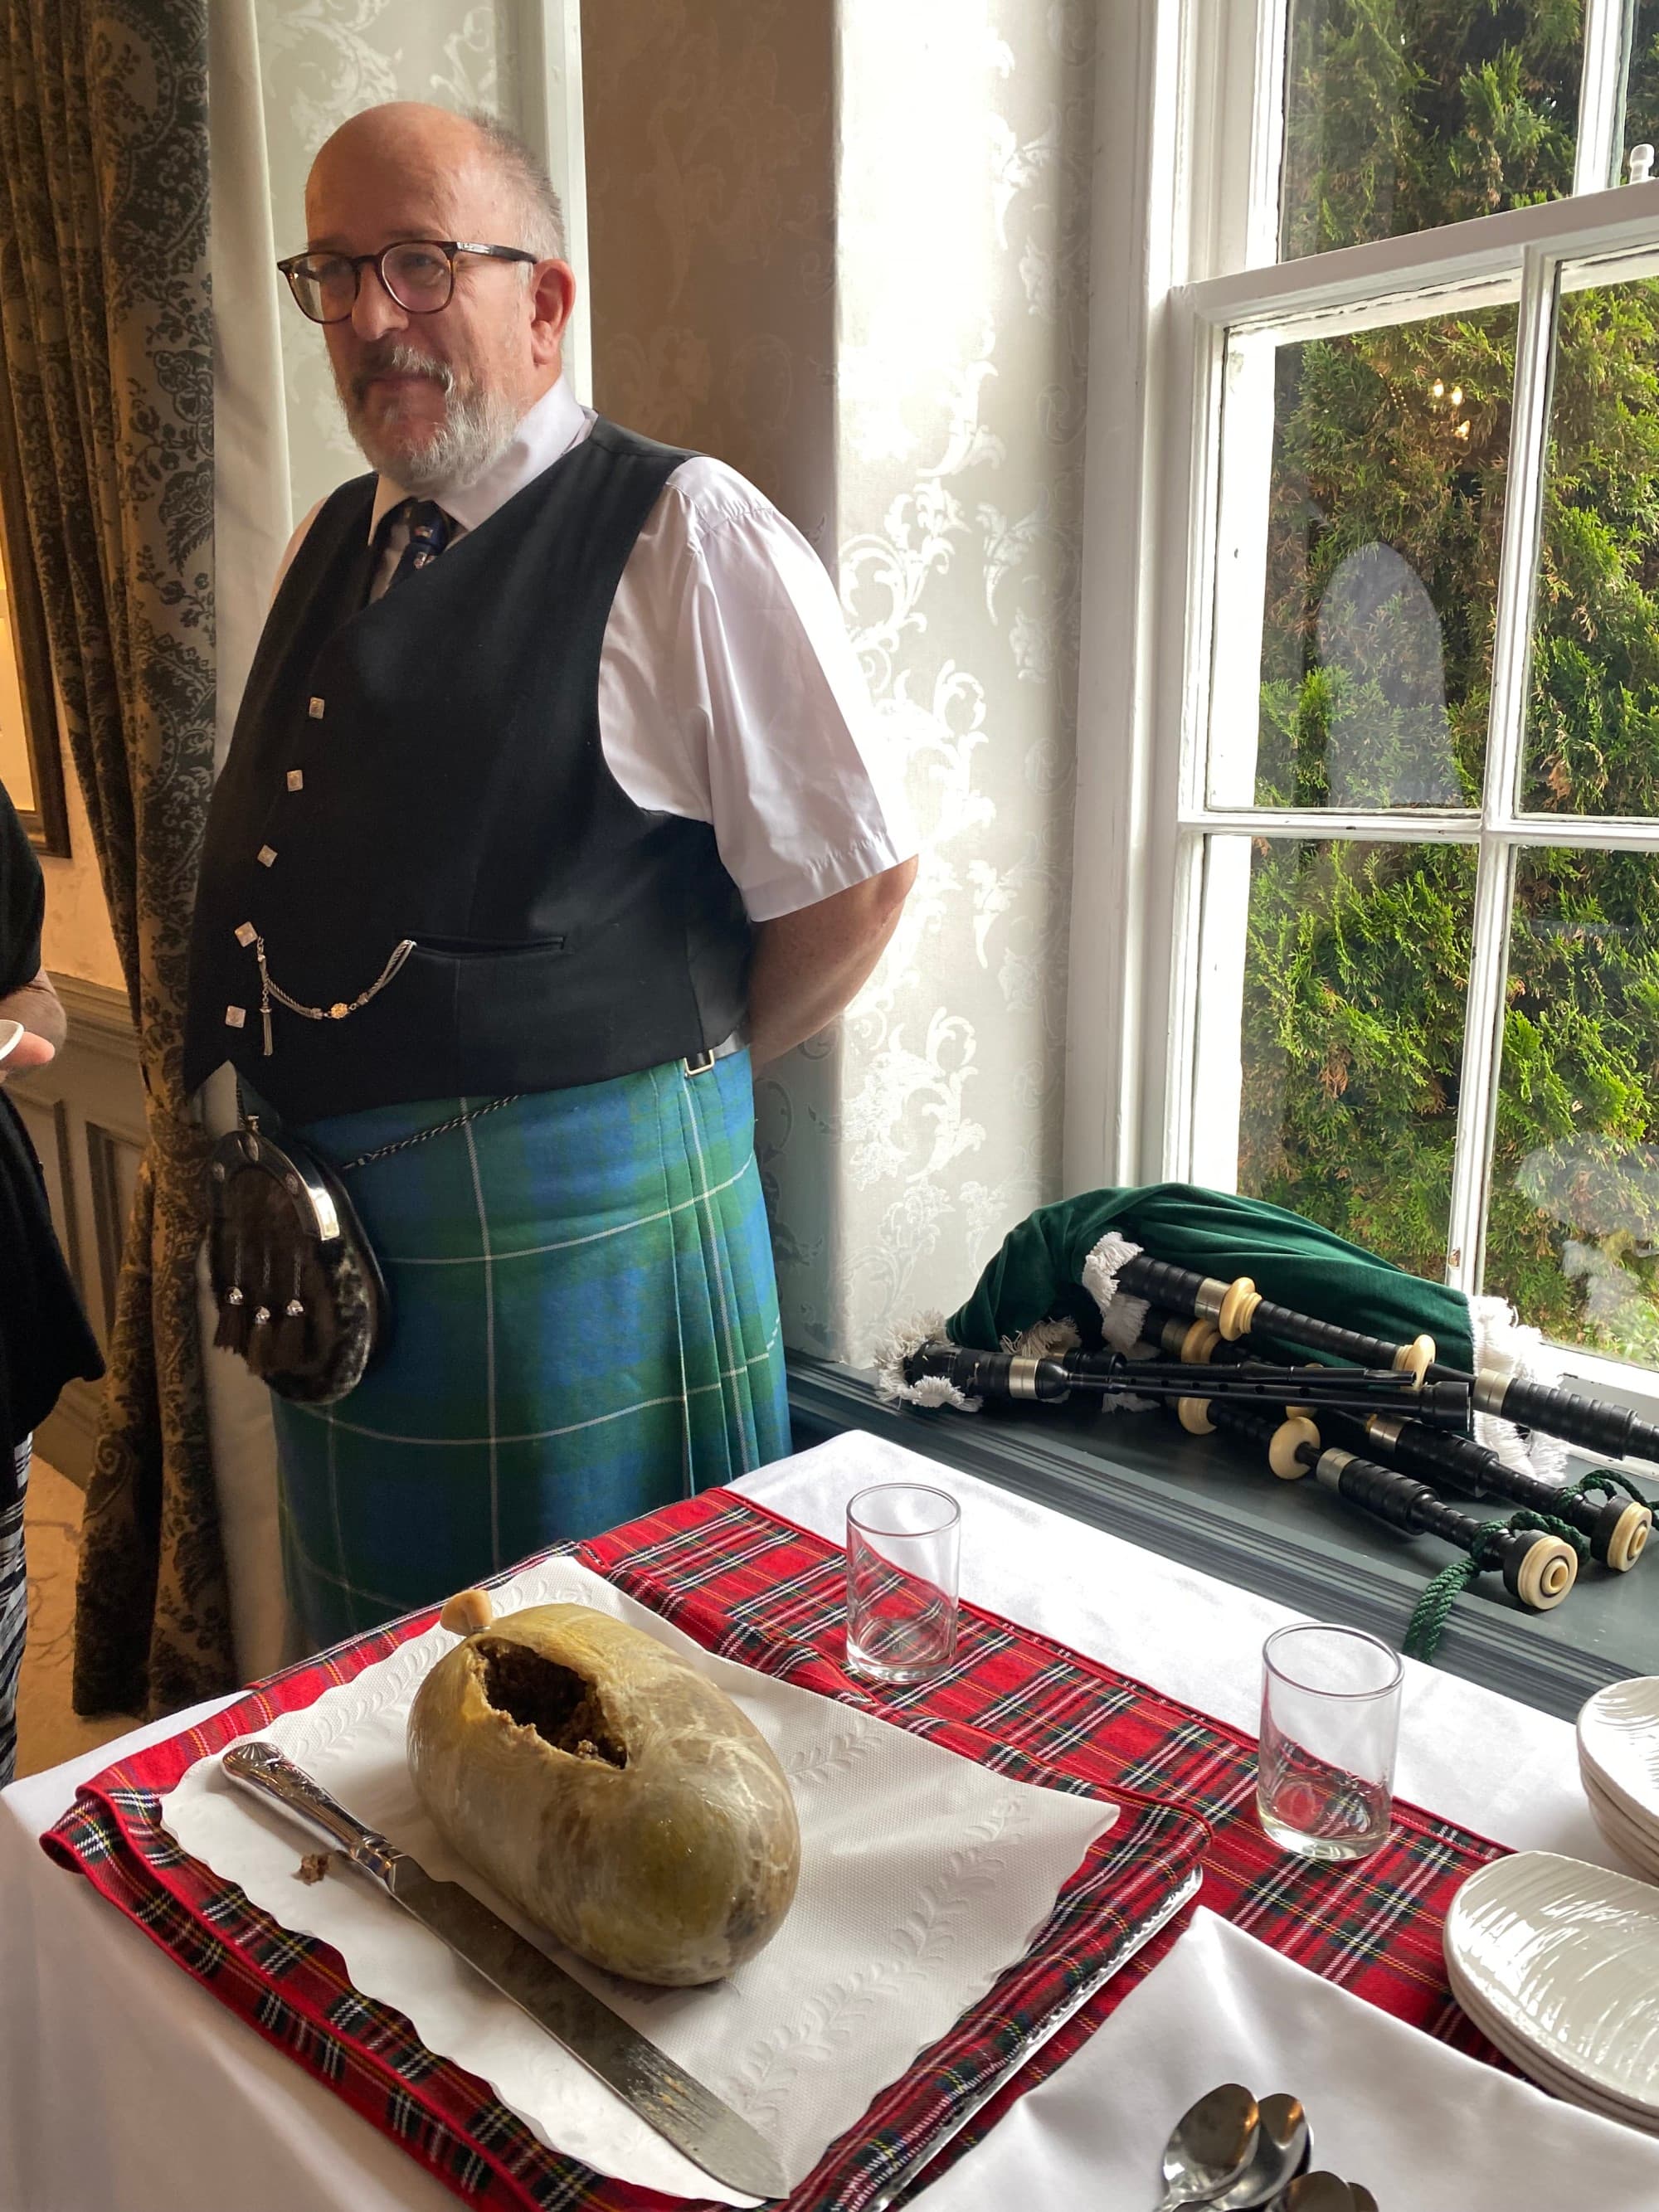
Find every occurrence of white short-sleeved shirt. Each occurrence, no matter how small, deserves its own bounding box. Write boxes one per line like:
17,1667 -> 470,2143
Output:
275,380 -> 915,923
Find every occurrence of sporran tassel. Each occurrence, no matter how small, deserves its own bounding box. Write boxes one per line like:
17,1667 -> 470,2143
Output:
270,1300 -> 308,1370
213,1215 -> 252,1354
244,1247 -> 275,1377
214,1284 -> 251,1356
270,1252 -> 309,1369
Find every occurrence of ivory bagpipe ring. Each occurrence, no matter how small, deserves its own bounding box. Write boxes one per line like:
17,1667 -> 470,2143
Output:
440,1587 -> 495,1635
1177,1396 -> 1216,1435
1217,1277 -> 1260,1342
1392,1334 -> 1435,1387
1516,1538 -> 1578,1612
1181,1318 -> 1221,1363
1607,1503 -> 1652,1573
1267,1416 -> 1320,1480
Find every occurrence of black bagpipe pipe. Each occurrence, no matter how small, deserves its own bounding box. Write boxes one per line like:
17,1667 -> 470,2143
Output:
1345,1411 -> 1651,1573
1155,1316 -> 1653,1572
1112,1252 -> 1659,1470
1195,1398 -> 1579,1614
899,1339 -> 1472,1426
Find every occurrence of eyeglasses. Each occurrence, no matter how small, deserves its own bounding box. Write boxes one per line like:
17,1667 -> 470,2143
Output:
275,239 -> 538,325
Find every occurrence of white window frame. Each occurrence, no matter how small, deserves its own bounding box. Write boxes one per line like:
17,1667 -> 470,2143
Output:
520,0 -> 591,400
1068,0 -> 1659,1418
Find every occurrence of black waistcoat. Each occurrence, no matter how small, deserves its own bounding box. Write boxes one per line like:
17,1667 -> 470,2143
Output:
185,419 -> 752,1122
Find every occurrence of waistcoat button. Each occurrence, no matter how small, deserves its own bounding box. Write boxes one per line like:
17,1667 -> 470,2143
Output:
309,697 -> 325,719
257,845 -> 277,867
286,769 -> 304,792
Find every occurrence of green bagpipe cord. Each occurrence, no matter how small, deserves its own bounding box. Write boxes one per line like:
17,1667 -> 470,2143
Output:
945,1182 -> 1477,1372
1403,1471 -> 1652,1662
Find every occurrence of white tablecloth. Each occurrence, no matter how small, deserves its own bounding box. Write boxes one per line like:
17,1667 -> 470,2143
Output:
0,1429 -> 1624,2211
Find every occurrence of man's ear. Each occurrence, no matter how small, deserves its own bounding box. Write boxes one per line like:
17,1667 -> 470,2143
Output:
528,259 -> 577,370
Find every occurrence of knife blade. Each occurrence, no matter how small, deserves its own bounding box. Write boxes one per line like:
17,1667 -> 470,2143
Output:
221,1738 -> 786,2200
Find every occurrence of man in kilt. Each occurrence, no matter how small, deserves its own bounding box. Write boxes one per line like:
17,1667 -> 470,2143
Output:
186,103 -> 915,1649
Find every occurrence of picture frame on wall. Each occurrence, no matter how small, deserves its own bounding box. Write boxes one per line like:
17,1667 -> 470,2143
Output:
0,341 -> 69,856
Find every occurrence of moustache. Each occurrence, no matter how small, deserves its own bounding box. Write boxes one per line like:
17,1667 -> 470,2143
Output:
348,345 -> 455,409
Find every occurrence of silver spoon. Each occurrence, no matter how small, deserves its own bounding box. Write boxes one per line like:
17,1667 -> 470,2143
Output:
1154,2083 -> 1261,2209
1209,2093 -> 1310,2210
1348,2190 -> 1378,2212
1279,2176 -> 1355,2212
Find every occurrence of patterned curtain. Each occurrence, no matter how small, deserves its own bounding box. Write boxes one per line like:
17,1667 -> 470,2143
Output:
0,1 -> 233,1713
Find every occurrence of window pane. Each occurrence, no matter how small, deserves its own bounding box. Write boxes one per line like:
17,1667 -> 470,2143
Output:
1485,848 -> 1659,1361
1214,306 -> 1515,811
1280,0 -> 1582,260
1198,835 -> 1475,1278
1522,267 -> 1659,818
1621,1 -> 1659,183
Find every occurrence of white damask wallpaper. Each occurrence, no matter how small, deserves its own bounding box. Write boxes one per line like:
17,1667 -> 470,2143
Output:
585,0 -> 1096,1359
255,1 -> 528,520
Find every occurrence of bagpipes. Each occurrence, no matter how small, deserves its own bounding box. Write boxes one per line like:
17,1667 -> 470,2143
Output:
1102,1252 -> 1659,1475
1155,1316 -> 1652,1573
902,1336 -> 1472,1427
878,1187 -> 1657,1660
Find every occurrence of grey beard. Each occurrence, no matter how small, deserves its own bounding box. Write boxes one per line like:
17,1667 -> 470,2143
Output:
342,345 -> 520,494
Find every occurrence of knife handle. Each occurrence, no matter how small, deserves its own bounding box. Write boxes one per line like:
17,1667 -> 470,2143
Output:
222,1738 -> 401,1884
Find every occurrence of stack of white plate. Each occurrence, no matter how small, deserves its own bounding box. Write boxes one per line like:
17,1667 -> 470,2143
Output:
1579,1677 -> 1659,1880
1444,1851 -> 1659,2131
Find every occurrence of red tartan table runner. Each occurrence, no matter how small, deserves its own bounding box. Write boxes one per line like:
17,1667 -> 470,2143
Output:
41,1487 -> 1509,2210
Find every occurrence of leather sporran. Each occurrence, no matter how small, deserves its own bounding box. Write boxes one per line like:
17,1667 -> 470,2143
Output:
206,1120 -> 387,1403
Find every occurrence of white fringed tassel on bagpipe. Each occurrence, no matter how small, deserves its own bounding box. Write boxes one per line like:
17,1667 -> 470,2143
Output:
873,1310 -> 983,1411
873,1313 -> 1089,1414
1008,1315 -> 1082,1358
1467,1293 -> 1570,1482
1081,1232 -> 1151,1352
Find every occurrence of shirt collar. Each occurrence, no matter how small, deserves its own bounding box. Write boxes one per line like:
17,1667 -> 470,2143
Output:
367,377 -> 591,542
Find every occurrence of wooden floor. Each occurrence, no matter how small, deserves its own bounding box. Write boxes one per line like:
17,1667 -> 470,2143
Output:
14,1459 -> 139,1779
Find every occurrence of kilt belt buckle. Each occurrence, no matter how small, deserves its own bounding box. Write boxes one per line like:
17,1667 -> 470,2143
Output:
684,1029 -> 746,1077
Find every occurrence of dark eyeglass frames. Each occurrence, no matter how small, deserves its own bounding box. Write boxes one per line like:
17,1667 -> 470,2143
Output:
275,239 -> 538,325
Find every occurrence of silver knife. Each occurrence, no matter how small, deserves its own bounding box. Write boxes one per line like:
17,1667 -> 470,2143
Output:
221,1739 -> 786,2200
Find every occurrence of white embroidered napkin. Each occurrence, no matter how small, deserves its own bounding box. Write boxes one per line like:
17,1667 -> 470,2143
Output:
160,1555 -> 1113,2205
907,1905 -> 1659,2210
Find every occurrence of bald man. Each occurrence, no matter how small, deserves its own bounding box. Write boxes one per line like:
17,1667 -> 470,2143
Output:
186,105 -> 915,1647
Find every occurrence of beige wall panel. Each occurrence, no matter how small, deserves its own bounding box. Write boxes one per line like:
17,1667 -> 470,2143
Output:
581,0 -> 1096,1361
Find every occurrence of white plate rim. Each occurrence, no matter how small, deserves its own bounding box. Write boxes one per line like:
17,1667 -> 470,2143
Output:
1579,1748 -> 1659,1836
1583,1774 -> 1659,1874
1578,1680 -> 1659,1828
1447,1955 -> 1659,2129
1445,1851 -> 1659,2108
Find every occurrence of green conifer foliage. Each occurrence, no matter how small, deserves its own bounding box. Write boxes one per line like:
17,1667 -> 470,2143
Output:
1238,0 -> 1659,1358
1281,0 -> 1581,260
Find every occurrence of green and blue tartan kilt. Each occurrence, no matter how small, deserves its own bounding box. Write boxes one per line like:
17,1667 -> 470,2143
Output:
270,1049 -> 789,1647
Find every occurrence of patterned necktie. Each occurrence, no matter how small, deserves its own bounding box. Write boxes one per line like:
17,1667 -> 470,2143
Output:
385,498 -> 450,589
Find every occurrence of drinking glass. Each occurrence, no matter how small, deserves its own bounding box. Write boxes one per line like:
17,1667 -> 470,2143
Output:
844,1483 -> 961,1685
1258,1621 -> 1403,1862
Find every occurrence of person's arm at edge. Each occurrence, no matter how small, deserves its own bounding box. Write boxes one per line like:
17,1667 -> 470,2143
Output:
747,857 -> 917,1069
0,965 -> 66,1077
